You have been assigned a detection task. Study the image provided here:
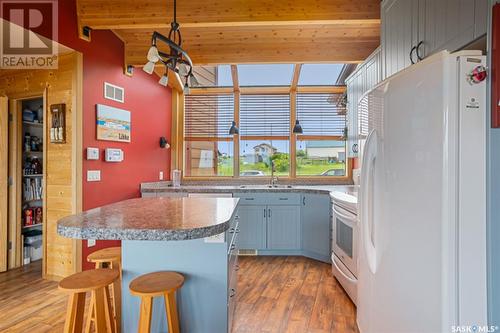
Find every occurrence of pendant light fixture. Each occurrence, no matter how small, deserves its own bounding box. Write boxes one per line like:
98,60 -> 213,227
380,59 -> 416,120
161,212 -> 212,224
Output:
292,120 -> 303,134
142,0 -> 198,93
229,121 -> 239,135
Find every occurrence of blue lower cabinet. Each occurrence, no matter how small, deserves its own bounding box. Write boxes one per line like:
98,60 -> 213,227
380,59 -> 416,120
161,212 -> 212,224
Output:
236,205 -> 267,249
267,205 -> 301,250
301,194 -> 331,263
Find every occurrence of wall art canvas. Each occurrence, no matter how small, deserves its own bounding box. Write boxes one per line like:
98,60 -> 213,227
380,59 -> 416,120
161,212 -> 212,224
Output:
96,104 -> 131,142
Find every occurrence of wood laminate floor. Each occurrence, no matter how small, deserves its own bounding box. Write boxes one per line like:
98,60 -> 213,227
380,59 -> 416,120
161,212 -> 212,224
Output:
0,256 -> 358,333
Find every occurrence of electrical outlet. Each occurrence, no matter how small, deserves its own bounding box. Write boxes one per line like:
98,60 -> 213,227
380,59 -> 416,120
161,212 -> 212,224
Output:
159,171 -> 164,180
87,170 -> 101,182
88,239 -> 96,247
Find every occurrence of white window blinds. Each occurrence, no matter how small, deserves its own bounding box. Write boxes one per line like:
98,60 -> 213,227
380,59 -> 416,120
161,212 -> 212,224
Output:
296,93 -> 346,136
184,94 -> 234,138
239,94 -> 290,137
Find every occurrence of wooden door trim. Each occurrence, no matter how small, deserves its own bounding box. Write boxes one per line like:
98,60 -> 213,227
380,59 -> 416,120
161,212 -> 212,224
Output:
0,96 -> 8,272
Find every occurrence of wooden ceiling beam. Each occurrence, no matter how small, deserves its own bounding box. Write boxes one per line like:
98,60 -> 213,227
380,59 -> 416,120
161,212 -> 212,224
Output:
77,0 -> 380,30
291,64 -> 302,92
125,41 -> 379,65
230,65 -> 239,92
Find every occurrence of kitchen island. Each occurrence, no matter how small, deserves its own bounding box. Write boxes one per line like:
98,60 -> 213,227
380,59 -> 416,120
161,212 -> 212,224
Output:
57,197 -> 240,333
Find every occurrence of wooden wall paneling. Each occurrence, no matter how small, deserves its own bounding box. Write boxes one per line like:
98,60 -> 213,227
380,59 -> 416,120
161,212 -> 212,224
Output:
44,52 -> 82,279
0,96 -> 8,272
0,51 -> 82,279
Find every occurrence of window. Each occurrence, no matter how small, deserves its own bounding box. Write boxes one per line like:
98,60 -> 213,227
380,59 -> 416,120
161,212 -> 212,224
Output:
181,64 -> 349,180
192,65 -> 233,87
239,94 -> 290,176
295,93 -> 347,176
238,64 -> 294,86
298,64 -> 345,86
184,94 -> 234,176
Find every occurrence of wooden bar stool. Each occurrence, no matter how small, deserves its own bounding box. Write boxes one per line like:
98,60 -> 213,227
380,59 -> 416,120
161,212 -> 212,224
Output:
87,247 -> 122,333
129,271 -> 185,333
59,269 -> 119,333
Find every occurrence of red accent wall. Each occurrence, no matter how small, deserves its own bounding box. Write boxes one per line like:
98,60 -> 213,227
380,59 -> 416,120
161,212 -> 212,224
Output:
56,2 -> 172,270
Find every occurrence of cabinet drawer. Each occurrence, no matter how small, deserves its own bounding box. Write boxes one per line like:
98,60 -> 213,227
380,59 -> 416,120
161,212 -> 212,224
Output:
235,193 -> 300,205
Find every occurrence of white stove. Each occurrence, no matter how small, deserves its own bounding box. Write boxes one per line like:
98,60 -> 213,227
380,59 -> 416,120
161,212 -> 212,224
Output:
330,188 -> 358,305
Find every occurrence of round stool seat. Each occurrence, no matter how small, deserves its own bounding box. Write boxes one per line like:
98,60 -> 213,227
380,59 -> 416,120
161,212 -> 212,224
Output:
129,271 -> 184,297
59,269 -> 120,293
87,246 -> 121,264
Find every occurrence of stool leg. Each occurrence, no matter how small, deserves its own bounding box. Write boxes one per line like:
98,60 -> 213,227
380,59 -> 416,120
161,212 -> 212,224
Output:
110,262 -> 122,333
93,288 -> 108,333
63,292 -> 86,333
138,296 -> 153,333
164,292 -> 180,333
85,292 -> 95,333
104,286 -> 116,333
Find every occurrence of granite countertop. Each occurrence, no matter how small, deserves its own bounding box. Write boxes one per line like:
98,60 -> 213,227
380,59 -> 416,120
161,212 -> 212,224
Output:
57,197 -> 240,241
141,182 -> 358,196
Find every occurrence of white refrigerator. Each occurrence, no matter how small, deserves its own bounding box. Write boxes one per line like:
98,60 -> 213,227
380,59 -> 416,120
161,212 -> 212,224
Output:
357,51 -> 488,333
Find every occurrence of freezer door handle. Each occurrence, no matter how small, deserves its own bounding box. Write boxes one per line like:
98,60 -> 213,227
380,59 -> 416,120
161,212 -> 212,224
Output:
360,129 -> 378,274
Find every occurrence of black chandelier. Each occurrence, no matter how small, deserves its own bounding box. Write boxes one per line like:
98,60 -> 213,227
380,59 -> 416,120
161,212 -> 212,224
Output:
142,0 -> 198,93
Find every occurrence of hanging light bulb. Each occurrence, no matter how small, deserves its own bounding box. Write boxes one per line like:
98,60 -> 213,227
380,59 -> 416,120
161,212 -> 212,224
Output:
189,74 -> 200,87
293,120 -> 303,134
143,61 -> 155,74
229,121 -> 239,135
158,68 -> 169,86
147,45 -> 160,63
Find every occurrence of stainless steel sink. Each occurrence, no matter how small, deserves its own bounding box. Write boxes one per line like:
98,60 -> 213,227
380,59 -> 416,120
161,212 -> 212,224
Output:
239,185 -> 293,189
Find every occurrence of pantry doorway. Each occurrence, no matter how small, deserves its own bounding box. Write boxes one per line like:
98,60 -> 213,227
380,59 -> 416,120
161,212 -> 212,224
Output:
4,93 -> 47,274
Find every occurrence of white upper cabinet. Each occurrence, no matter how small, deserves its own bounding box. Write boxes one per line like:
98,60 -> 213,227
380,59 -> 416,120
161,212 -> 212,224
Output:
381,0 -> 418,78
381,0 -> 487,79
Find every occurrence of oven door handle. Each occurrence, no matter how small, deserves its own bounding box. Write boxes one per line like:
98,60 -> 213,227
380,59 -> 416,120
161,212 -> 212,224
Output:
333,206 -> 356,223
332,254 -> 357,283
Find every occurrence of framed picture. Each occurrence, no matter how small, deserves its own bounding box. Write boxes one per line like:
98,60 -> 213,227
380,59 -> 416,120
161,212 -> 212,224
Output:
96,104 -> 131,142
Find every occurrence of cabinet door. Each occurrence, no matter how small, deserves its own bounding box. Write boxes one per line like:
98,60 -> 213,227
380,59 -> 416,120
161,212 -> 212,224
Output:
382,0 -> 417,78
236,205 -> 267,250
301,194 -> 331,262
267,206 -> 300,250
474,0 -> 487,38
420,0 -> 475,58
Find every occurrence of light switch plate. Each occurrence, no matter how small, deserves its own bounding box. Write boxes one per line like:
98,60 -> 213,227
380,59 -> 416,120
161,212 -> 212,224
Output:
88,239 -> 96,247
159,171 -> 164,180
87,170 -> 101,182
86,147 -> 99,160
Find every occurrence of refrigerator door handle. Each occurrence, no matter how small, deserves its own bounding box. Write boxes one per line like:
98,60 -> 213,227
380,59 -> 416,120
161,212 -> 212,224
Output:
360,129 -> 378,274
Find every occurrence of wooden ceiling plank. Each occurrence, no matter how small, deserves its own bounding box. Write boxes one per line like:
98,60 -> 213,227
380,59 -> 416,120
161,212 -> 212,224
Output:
77,0 -> 380,30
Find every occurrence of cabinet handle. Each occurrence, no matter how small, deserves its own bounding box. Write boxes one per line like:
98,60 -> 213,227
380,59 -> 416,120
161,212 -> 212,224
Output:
410,45 -> 417,64
230,288 -> 236,298
268,208 -> 271,217
264,209 -> 266,218
245,198 -> 254,201
416,41 -> 424,61
279,197 -> 288,201
303,197 -> 306,205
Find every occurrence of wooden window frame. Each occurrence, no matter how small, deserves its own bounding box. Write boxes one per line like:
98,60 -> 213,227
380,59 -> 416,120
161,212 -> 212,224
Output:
176,64 -> 350,182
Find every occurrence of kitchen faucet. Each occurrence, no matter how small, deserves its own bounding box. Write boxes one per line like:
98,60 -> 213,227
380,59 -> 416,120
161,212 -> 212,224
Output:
270,159 -> 278,186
